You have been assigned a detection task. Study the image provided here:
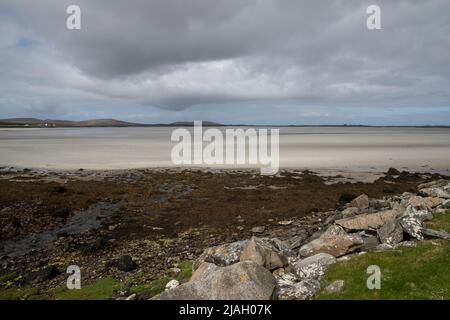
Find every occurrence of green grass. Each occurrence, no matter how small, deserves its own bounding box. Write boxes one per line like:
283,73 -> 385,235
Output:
52,277 -> 121,300
0,287 -> 39,300
0,272 -> 19,285
130,260 -> 193,298
317,211 -> 450,300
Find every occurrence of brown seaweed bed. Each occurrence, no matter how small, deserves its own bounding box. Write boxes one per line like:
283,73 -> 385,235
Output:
0,167 -> 446,296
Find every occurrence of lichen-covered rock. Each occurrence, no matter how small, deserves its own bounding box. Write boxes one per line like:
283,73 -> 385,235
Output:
418,186 -> 450,199
154,261 -> 277,300
335,210 -> 402,231
240,237 -> 288,270
194,240 -> 246,270
402,205 -> 433,222
400,216 -> 423,240
293,253 -> 336,280
417,179 -> 449,190
324,280 -> 345,294
277,278 -> 321,300
299,225 -> 363,257
377,219 -> 403,245
165,279 -> 180,290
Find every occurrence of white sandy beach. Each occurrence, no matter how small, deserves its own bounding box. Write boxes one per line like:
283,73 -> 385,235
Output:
0,127 -> 450,174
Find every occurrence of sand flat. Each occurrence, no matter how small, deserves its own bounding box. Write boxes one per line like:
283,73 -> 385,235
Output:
0,126 -> 450,173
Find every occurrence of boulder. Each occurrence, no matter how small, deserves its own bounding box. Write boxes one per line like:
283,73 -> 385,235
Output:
402,205 -> 433,222
417,179 -> 449,190
268,238 -> 296,258
194,240 -> 246,270
277,278 -> 321,300
408,196 -> 431,211
154,261 -> 277,300
422,228 -> 450,240
299,225 -> 363,257
323,280 -> 345,294
273,272 -> 297,284
335,210 -> 402,231
442,199 -> 450,209
377,219 -> 403,245
360,235 -> 381,251
369,199 -> 391,211
418,186 -> 450,199
240,237 -> 288,270
408,196 -> 444,211
425,197 -> 446,208
165,279 -> 180,290
190,262 -> 219,282
115,255 -> 136,272
400,216 -> 423,240
349,194 -> 369,210
293,253 -> 336,279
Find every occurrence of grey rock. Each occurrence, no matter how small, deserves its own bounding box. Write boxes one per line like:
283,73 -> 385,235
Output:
190,262 -> 219,282
194,240 -> 246,269
370,199 -> 391,211
349,194 -> 370,210
269,238 -> 296,258
165,280 -> 180,290
418,187 -> 450,199
442,199 -> 450,209
417,179 -> 449,190
299,225 -> 363,257
341,207 -> 360,217
278,278 -> 321,300
400,216 -> 424,240
251,226 -> 265,234
154,261 -> 277,300
377,219 -> 403,245
293,253 -> 336,280
403,205 -> 433,222
115,255 -> 136,272
240,237 -> 288,270
422,228 -> 450,240
324,280 -> 345,294
360,235 -> 381,251
335,210 -> 402,231
288,234 -> 308,250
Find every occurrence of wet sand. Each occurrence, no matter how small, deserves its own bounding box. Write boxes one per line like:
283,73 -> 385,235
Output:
1,127 -> 450,173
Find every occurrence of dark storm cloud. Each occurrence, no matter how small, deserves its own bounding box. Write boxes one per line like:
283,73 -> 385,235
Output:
0,0 -> 449,119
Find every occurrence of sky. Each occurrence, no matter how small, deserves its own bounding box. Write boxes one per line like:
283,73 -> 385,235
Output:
1,0 -> 450,125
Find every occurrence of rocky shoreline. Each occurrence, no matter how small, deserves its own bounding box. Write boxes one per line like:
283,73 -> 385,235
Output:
154,179 -> 450,300
0,167 -> 448,300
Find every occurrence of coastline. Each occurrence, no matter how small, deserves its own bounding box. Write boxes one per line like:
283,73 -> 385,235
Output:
0,166 -> 448,299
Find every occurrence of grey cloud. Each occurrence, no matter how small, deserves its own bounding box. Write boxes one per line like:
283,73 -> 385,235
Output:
0,0 -> 450,116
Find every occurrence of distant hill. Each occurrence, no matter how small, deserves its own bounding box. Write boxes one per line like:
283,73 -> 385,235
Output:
167,121 -> 224,127
0,118 -> 142,127
0,118 -> 226,128
1,118 -> 448,128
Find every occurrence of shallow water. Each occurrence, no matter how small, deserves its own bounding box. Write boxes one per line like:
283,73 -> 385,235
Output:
0,127 -> 450,173
0,202 -> 120,258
